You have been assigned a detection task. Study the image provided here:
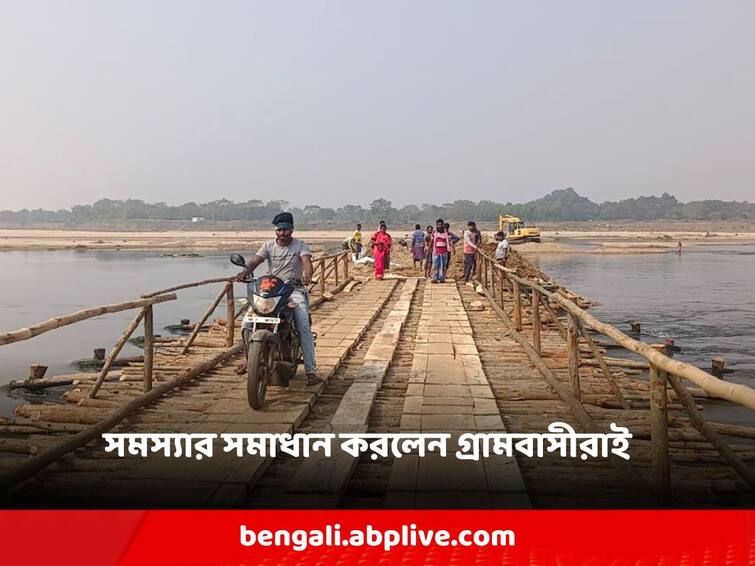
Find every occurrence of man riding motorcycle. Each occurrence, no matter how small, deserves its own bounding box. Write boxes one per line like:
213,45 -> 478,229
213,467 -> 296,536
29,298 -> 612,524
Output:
235,212 -> 322,386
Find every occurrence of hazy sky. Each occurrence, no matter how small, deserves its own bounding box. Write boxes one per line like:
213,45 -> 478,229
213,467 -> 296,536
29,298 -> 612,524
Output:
1,1 -> 754,210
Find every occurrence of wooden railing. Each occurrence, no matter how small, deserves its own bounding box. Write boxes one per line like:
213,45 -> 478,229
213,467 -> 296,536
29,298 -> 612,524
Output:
0,251 -> 353,400
474,247 -> 755,501
0,294 -> 178,398
309,250 -> 350,297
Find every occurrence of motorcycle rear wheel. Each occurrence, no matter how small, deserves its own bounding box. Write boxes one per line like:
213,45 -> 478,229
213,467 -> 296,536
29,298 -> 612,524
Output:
247,335 -> 276,409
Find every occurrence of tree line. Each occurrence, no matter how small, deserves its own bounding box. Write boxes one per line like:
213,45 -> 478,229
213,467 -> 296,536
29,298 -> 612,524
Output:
1,188 -> 754,227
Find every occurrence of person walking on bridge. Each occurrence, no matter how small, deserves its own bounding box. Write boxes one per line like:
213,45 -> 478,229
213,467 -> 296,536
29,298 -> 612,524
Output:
462,221 -> 482,284
495,231 -> 509,266
431,219 -> 452,283
410,224 -> 425,271
234,212 -> 321,386
352,224 -> 363,259
371,222 -> 392,280
423,225 -> 434,278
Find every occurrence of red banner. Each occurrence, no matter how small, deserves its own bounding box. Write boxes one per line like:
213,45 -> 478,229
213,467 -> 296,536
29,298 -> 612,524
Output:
0,510 -> 752,565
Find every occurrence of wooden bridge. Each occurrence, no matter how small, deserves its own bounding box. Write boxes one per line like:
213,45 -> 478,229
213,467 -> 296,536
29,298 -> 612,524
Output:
1,247 -> 754,508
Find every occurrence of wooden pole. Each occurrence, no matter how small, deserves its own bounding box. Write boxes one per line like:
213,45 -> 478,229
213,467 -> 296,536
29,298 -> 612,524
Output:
498,270 -> 505,308
512,279 -> 523,331
226,283 -> 235,347
576,321 -> 631,409
649,363 -> 670,502
567,313 -> 580,400
319,258 -> 326,296
28,364 -> 48,381
143,305 -> 154,392
491,261 -> 496,298
541,299 -> 566,340
666,373 -> 755,490
334,255 -> 340,287
343,252 -> 349,279
89,307 -> 148,398
141,277 -> 234,298
0,294 -> 176,347
532,288 -> 542,355
180,283 -> 231,355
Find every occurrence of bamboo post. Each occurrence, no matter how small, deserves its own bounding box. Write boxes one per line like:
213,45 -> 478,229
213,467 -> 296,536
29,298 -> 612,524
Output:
235,299 -> 247,320
512,279 -> 523,331
498,270 -> 505,308
89,307 -> 148,398
319,258 -> 326,295
491,262 -> 496,298
180,283 -> 231,355
334,255 -> 340,287
577,320 -> 631,410
29,364 -> 47,380
542,299 -> 567,340
343,252 -> 349,279
226,283 -> 235,347
649,360 -> 670,502
567,313 -> 580,400
532,288 -> 542,355
143,305 -> 154,392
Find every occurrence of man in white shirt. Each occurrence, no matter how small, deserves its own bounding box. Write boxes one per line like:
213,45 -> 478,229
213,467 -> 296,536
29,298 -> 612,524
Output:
495,231 -> 509,265
235,212 -> 321,386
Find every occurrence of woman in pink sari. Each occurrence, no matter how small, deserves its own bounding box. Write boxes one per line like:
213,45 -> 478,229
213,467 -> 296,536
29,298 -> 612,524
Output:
371,223 -> 392,280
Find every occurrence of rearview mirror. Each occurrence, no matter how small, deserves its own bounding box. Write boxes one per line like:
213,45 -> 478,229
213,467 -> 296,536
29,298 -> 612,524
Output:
230,254 -> 247,267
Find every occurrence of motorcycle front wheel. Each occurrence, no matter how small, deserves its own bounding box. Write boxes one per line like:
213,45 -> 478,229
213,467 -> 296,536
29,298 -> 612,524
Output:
287,332 -> 302,379
247,334 -> 277,409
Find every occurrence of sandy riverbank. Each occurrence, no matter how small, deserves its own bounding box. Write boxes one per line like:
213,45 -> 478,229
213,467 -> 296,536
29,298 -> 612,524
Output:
0,228 -> 754,254
0,229 -> 347,251
513,230 -> 755,255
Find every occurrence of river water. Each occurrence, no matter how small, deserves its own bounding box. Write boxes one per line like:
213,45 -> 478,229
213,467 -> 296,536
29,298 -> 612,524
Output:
532,243 -> 755,425
0,249 -> 245,414
1,246 -> 753,424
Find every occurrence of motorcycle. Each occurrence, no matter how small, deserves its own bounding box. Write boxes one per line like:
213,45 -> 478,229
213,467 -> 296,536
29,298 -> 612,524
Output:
230,254 -> 304,409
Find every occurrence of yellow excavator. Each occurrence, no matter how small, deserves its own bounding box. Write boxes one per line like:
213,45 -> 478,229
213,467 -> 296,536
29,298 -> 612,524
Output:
498,214 -> 541,243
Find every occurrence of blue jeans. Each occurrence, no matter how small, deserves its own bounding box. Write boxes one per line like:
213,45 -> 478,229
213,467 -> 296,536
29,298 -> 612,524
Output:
463,253 -> 476,282
432,253 -> 448,281
290,288 -> 316,374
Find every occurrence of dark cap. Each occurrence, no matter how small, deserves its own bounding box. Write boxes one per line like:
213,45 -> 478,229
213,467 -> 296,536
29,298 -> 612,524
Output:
272,212 -> 294,230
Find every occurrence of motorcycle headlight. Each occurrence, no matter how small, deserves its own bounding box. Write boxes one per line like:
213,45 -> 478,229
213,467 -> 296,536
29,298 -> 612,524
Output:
252,295 -> 281,316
